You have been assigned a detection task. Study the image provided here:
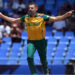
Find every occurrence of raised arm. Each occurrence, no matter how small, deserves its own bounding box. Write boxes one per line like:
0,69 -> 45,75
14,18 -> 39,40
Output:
49,10 -> 73,22
0,12 -> 21,23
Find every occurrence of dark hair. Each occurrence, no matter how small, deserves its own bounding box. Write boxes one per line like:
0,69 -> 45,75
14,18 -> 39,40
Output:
28,2 -> 38,8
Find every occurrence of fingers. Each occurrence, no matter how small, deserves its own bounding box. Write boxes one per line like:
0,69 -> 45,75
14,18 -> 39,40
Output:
71,10 -> 75,12
70,10 -> 75,13
68,10 -> 73,14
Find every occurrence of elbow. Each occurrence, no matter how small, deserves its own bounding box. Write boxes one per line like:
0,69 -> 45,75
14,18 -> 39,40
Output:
53,18 -> 56,22
53,18 -> 61,22
50,17 -> 57,22
11,19 -> 16,23
52,18 -> 57,22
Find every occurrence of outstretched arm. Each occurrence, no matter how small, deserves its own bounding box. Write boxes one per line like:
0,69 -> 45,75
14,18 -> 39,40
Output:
0,12 -> 21,23
49,10 -> 74,22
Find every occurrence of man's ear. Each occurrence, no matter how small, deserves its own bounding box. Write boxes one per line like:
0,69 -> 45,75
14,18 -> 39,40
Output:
36,8 -> 38,11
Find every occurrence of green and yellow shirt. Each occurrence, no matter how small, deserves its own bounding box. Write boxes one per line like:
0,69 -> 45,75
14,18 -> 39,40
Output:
20,13 -> 50,40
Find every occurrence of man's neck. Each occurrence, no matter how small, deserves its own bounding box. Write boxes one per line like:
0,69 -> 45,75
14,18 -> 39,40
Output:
30,12 -> 37,17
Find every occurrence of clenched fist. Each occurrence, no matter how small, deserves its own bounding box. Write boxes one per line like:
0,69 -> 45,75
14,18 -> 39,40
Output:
65,10 -> 74,17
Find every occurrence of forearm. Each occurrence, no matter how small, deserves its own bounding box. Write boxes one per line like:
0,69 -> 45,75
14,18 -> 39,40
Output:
50,10 -> 73,22
55,13 -> 68,21
1,14 -> 16,23
49,14 -> 67,22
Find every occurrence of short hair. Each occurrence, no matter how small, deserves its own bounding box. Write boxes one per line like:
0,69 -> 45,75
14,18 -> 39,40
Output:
28,2 -> 38,8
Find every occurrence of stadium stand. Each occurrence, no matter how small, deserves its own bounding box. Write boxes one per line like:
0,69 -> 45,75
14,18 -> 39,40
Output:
0,0 -> 75,75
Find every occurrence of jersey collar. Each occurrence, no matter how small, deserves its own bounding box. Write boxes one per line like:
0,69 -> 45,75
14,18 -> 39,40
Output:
29,13 -> 38,17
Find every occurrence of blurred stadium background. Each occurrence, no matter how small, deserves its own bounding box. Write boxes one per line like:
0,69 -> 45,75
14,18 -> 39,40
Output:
0,0 -> 75,75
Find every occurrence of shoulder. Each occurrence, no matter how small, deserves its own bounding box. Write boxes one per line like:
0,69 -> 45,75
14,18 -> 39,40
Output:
20,14 -> 29,18
19,14 -> 29,22
37,13 -> 45,17
37,13 -> 50,21
25,14 -> 29,17
37,13 -> 50,18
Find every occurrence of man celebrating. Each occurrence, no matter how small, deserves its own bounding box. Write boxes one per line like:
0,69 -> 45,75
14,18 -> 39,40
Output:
0,2 -> 73,75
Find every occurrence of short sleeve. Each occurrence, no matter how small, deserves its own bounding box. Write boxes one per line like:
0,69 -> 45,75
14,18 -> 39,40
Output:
42,15 -> 51,21
20,15 -> 25,22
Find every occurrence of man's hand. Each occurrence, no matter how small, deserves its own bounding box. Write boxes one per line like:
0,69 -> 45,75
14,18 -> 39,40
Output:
65,10 -> 74,17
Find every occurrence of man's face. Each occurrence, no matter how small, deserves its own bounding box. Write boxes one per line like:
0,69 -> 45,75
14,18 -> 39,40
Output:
28,4 -> 38,14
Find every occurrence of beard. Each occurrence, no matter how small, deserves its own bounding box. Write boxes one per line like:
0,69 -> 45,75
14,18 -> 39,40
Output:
29,11 -> 36,16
